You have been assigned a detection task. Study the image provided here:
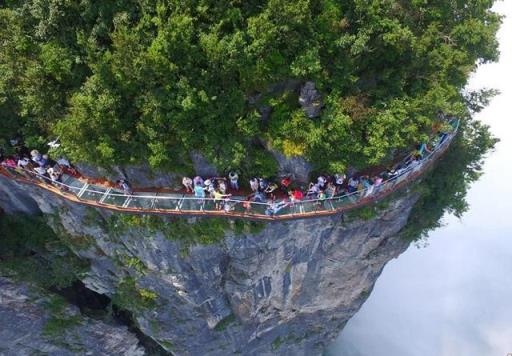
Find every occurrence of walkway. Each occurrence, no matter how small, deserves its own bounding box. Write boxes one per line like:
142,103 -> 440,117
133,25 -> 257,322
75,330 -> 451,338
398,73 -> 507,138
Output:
0,122 -> 458,221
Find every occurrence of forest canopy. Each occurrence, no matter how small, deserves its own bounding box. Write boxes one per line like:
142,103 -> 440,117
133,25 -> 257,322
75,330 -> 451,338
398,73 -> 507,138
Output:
0,0 -> 501,175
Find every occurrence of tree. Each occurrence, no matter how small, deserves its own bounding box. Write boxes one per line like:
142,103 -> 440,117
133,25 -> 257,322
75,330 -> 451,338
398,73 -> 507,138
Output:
0,0 -> 502,177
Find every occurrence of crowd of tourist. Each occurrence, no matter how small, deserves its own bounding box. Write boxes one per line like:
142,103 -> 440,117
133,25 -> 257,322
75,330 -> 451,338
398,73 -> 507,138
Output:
179,151 -> 415,216
0,138 -> 75,189
0,123 -> 453,217
178,127 -> 451,216
0,138 -> 135,195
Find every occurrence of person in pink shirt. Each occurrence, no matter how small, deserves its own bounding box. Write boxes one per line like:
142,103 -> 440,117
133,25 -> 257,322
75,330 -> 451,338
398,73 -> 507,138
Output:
1,157 -> 17,168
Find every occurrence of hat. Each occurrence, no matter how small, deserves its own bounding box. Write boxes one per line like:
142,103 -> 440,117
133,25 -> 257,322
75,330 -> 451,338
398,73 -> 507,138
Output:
30,150 -> 39,157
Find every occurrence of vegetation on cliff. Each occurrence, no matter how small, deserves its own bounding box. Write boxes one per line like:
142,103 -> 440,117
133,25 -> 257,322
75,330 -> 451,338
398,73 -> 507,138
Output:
0,0 -> 501,175
402,115 -> 498,241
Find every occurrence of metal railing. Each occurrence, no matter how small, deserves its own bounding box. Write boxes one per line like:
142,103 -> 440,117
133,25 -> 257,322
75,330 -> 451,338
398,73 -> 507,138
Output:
0,120 -> 459,221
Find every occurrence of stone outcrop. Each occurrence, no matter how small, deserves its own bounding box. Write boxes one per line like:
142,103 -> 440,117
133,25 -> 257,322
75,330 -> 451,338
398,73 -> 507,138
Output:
75,154 -> 217,189
0,175 -> 41,215
298,81 -> 324,118
257,138 -> 312,183
0,173 -> 418,355
74,162 -> 180,189
0,277 -> 144,356
190,151 -> 219,177
266,146 -> 313,184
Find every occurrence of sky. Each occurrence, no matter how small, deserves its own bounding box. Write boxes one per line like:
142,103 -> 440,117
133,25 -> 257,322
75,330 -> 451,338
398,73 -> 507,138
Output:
329,1 -> 512,355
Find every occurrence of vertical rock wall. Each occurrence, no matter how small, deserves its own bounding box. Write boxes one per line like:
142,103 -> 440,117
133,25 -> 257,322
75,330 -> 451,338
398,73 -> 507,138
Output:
0,174 -> 418,355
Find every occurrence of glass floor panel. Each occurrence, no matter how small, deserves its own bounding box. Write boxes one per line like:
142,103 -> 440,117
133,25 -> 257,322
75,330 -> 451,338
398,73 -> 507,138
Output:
180,197 -> 206,211
60,176 -> 85,194
272,203 -> 293,216
81,186 -> 107,202
152,194 -> 181,210
103,191 -> 129,206
127,192 -> 158,209
301,201 -> 323,213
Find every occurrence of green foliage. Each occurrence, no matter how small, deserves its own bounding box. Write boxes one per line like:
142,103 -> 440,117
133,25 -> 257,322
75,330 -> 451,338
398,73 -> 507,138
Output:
42,295 -> 82,337
344,191 -> 394,222
285,262 -> 292,273
0,1 -> 501,174
120,255 -> 147,275
101,213 -> 267,258
401,118 -> 499,241
338,114 -> 497,241
83,207 -> 106,229
43,315 -> 82,338
271,336 -> 283,350
232,219 -> 266,235
159,340 -> 175,351
111,277 -> 158,312
213,313 -> 237,331
345,205 -> 377,221
149,320 -> 160,333
106,213 -> 265,253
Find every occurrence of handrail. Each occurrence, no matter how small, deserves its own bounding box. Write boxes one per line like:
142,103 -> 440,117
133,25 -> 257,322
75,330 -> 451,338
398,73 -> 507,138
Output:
0,120 -> 459,221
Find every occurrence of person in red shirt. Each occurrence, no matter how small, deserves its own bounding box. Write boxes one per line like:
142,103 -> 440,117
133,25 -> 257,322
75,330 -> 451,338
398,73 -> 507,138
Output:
289,189 -> 304,203
280,175 -> 292,194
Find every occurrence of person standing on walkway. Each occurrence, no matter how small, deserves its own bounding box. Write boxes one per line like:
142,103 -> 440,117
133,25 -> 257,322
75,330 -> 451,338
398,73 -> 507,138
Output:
250,177 -> 259,192
218,178 -> 227,194
213,189 -> 231,210
182,177 -> 193,193
194,184 -> 205,198
117,179 -> 133,195
229,171 -> 239,191
193,176 -> 204,187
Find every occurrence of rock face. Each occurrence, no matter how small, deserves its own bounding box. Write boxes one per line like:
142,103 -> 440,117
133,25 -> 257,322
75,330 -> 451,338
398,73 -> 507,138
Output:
74,162 -> 180,189
258,138 -> 313,183
190,151 -> 219,177
267,147 -> 313,184
0,174 -> 418,355
298,81 -> 324,118
0,277 -> 144,356
0,175 -> 41,215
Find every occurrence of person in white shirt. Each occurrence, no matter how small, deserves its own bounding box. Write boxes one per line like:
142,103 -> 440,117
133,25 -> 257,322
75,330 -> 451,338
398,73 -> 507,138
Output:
182,177 -> 193,192
317,176 -> 326,189
249,178 -> 259,192
218,179 -> 227,194
228,171 -> 239,190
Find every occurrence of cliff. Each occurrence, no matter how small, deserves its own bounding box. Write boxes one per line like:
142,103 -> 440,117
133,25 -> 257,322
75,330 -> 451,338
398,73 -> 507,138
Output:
0,174 -> 418,355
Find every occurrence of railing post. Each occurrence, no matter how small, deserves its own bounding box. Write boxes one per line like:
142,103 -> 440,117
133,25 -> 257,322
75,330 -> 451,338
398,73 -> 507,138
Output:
122,195 -> 132,208
178,194 -> 185,211
151,193 -> 158,210
99,188 -> 112,204
0,166 -> 13,178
